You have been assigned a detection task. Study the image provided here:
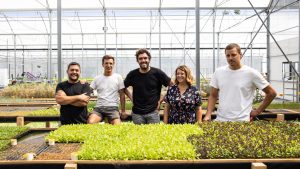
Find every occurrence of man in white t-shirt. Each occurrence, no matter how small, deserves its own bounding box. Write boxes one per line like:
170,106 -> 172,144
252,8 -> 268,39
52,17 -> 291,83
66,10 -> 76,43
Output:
203,43 -> 277,122
88,55 -> 125,125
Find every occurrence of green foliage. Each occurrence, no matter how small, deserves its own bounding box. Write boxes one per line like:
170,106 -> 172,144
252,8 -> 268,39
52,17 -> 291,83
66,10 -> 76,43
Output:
28,107 -> 60,116
24,101 -> 95,116
0,140 -> 11,151
0,126 -> 29,152
188,121 -> 300,159
47,124 -> 202,160
265,102 -> 300,109
0,126 -> 29,140
253,89 -> 264,104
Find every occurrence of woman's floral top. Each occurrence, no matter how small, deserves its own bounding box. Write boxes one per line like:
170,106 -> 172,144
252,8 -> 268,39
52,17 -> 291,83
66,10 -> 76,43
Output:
164,84 -> 202,124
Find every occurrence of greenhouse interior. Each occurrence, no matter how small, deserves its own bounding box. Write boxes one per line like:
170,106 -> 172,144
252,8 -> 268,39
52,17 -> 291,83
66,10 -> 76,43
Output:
0,0 -> 299,168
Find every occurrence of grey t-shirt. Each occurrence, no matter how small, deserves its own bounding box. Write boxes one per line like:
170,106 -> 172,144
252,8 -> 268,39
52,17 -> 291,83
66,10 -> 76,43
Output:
91,73 -> 125,107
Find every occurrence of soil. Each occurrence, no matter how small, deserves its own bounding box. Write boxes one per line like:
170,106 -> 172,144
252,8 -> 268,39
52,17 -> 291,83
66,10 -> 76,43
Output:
35,143 -> 81,160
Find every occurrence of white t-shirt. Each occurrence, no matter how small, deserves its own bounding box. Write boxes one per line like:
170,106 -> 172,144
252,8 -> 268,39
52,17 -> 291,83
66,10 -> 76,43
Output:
210,65 -> 269,121
90,73 -> 125,107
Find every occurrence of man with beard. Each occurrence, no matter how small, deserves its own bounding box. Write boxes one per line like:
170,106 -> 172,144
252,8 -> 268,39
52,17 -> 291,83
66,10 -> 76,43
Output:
55,62 -> 90,125
203,43 -> 276,122
87,55 -> 125,125
124,48 -> 172,124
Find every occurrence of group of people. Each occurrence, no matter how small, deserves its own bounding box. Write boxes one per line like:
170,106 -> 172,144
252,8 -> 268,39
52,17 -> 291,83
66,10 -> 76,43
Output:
55,43 -> 277,125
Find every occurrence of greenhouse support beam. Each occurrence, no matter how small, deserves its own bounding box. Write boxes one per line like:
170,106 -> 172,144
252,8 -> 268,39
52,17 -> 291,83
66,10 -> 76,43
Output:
212,0 -> 218,72
183,10 -> 189,65
48,10 -> 53,83
248,0 -> 300,79
0,31 -> 268,36
243,0 -> 278,65
14,35 -> 16,80
217,32 -> 220,67
298,1 -> 300,102
270,0 -> 300,14
195,0 -> 200,90
0,47 -> 267,51
0,7 -> 268,12
22,46 -> 24,74
159,0 -> 162,69
57,0 -> 62,82
103,4 -> 107,55
76,11 -> 84,76
6,40 -> 9,78
213,8 -> 216,72
250,32 -> 253,67
266,9 -> 270,81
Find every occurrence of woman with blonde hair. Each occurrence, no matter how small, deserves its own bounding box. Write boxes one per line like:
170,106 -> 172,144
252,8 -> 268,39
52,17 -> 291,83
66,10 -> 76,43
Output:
163,65 -> 202,124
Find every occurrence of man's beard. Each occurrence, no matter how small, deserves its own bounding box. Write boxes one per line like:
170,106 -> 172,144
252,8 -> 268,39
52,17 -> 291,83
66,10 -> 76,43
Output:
139,62 -> 149,71
68,74 -> 79,82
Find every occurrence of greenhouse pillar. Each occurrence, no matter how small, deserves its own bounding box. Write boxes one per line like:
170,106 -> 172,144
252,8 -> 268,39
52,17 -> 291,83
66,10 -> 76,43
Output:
150,11 -> 152,51
195,0 -> 200,90
183,32 -> 186,65
250,32 -> 253,67
103,8 -> 107,55
47,10 -> 53,83
217,32 -> 220,67
22,46 -> 24,74
115,33 -> 118,73
57,0 -> 62,82
266,9 -> 270,82
159,0 -> 162,69
81,34 -> 84,76
298,2 -> 300,102
7,40 -> 9,79
14,34 -> 16,80
213,9 -> 216,72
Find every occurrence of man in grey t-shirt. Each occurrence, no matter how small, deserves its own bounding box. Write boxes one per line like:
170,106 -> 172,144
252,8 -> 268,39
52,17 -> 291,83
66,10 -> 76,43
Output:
88,55 -> 125,125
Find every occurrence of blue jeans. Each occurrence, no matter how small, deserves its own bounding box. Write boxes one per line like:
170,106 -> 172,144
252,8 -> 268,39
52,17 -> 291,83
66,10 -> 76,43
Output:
132,110 -> 160,124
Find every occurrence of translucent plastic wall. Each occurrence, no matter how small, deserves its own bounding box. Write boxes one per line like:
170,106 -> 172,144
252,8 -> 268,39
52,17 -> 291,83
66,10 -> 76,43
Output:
268,0 -> 299,101
0,10 -> 268,80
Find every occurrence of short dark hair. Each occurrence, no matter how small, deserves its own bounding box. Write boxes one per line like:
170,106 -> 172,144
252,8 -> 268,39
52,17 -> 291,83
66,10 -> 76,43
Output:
102,55 -> 115,64
135,48 -> 151,61
225,43 -> 242,55
67,62 -> 81,70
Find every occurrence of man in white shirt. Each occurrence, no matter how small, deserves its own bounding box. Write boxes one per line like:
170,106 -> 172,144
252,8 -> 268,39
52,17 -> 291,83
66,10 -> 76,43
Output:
88,55 -> 125,125
204,43 -> 277,122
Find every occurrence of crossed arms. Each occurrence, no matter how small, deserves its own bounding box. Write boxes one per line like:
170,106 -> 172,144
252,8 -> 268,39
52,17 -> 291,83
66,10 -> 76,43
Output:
55,90 -> 90,107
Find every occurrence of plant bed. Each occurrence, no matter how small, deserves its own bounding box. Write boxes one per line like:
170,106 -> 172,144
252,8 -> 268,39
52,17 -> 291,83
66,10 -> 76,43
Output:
0,126 -> 30,153
0,126 -> 29,140
46,122 -> 300,161
0,140 -> 10,151
47,124 -> 201,160
188,121 -> 300,159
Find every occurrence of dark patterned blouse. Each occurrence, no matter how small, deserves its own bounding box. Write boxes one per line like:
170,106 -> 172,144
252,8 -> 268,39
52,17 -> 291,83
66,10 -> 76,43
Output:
164,84 -> 202,124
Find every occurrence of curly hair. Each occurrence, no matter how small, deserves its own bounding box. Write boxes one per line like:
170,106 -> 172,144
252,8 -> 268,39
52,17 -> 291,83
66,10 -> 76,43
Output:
135,48 -> 151,61
175,65 -> 194,86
